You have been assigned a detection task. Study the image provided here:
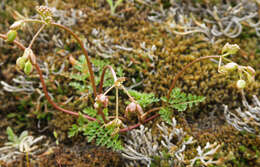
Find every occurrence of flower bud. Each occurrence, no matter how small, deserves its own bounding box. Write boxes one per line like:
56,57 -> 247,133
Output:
236,80 -> 246,89
10,20 -> 24,30
222,43 -> 240,55
125,102 -> 144,122
6,30 -> 17,43
94,102 -> 100,109
125,102 -> 137,113
24,61 -> 33,75
16,56 -> 27,69
36,6 -> 53,23
95,94 -> 109,108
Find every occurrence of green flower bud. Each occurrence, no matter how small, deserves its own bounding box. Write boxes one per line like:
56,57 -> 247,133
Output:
6,30 -> 17,43
24,61 -> 33,75
222,43 -> 240,55
10,20 -> 24,30
236,80 -> 246,89
16,56 -> 27,69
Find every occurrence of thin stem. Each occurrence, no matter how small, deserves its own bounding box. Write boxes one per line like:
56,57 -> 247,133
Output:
26,151 -> 30,167
23,19 -> 46,24
28,24 -> 45,48
103,85 -> 115,96
34,62 -> 96,121
167,55 -> 220,100
0,34 -> 96,121
120,86 -> 135,102
0,34 -> 161,132
22,19 -> 97,96
119,112 -> 160,132
116,87 -> 119,119
52,23 -> 97,97
140,107 -> 161,119
99,65 -> 117,94
0,34 -> 25,50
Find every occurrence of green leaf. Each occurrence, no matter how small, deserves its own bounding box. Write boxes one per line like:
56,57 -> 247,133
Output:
166,88 -> 205,112
159,107 -> 172,124
6,127 -> 18,143
83,107 -> 97,117
68,124 -> 79,138
128,90 -> 159,108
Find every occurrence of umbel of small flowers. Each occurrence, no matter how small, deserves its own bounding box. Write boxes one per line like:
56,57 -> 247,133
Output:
218,43 -> 255,89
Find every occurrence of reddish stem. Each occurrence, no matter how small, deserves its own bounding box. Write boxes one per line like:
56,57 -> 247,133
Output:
167,55 -> 220,100
0,34 -> 26,50
0,34 -> 96,121
34,63 -> 96,121
2,34 -> 222,133
51,23 -> 97,97
99,65 -> 117,94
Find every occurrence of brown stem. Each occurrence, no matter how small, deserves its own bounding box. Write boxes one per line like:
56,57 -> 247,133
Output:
0,33 -> 162,132
51,23 -> 97,97
0,34 -> 96,121
167,55 -> 220,100
34,63 -> 96,121
0,34 -> 25,50
97,65 -> 118,123
119,112 -> 161,132
28,24 -> 45,48
99,65 -> 117,94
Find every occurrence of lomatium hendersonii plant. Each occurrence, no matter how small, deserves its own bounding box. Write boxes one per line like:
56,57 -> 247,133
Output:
0,6 -> 256,150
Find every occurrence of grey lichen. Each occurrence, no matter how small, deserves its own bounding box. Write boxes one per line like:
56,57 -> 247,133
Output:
224,92 -> 260,136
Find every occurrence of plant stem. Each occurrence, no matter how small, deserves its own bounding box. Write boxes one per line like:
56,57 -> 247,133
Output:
99,65 -> 117,94
116,87 -> 119,119
0,35 -> 163,132
167,55 -> 220,100
0,34 -> 96,121
0,34 -> 25,50
119,112 -> 161,132
34,63 -> 96,121
28,24 -> 45,48
22,19 -> 97,97
52,23 -> 97,97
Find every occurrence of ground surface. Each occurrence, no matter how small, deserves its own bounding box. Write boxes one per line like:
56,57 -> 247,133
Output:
0,0 -> 260,167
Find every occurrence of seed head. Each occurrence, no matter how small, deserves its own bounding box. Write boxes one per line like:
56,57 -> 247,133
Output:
16,56 -> 27,70
24,61 -> 33,75
6,30 -> 17,43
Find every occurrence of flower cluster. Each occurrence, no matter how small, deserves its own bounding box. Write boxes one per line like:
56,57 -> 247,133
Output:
218,43 -> 255,89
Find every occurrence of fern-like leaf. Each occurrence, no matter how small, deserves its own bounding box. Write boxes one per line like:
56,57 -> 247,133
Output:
128,90 -> 159,108
163,88 -> 205,112
158,107 -> 172,124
